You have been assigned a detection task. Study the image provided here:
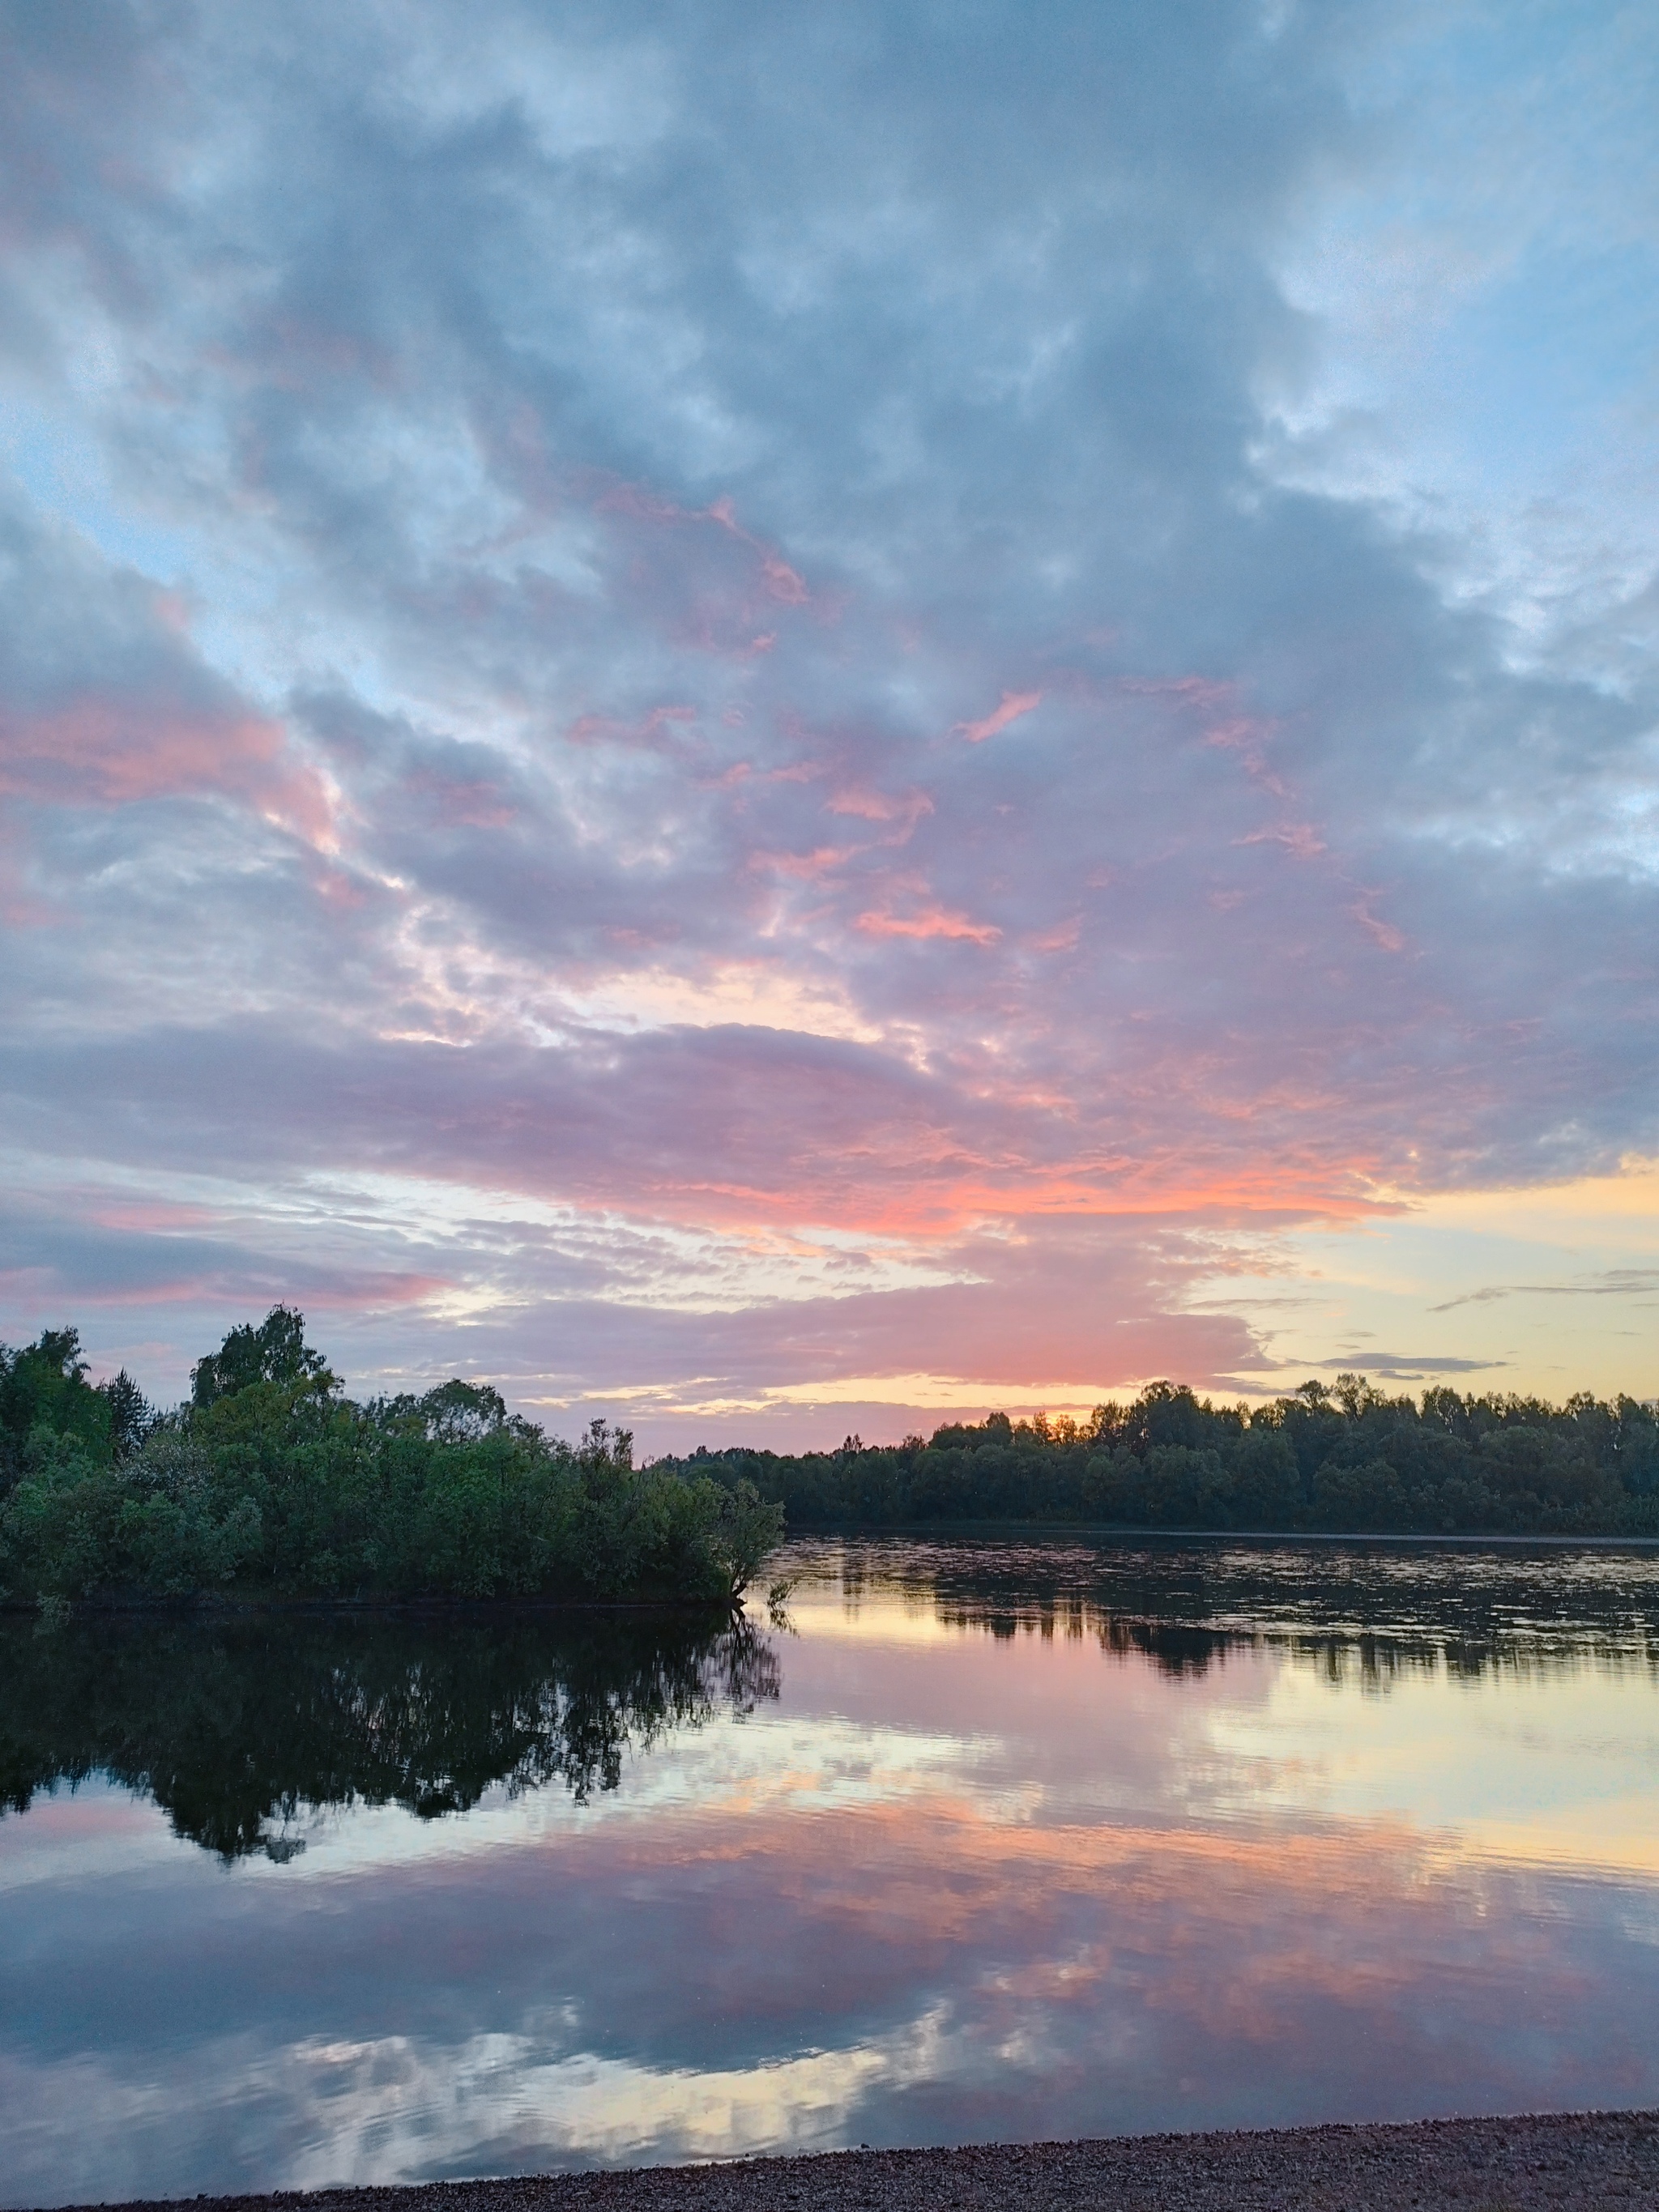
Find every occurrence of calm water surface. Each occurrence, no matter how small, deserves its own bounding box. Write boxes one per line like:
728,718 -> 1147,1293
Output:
6,1536 -> 1659,2204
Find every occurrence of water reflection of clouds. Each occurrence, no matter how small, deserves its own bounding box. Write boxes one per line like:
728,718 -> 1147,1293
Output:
9,1558 -> 1659,2203
1,2011 -> 949,2203
1207,1662 -> 1659,1877
8,1781 -> 1659,2199
0,1781 -> 191,1894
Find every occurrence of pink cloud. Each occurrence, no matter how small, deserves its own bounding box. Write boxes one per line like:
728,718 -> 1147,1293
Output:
0,695 -> 332,842
575,479 -> 819,668
1235,821 -> 1326,859
565,704 -> 699,749
1352,897 -> 1406,953
405,767 -> 516,829
0,1266 -> 451,1314
1127,676 -> 1235,710
855,904 -> 1002,944
707,495 -> 809,603
749,844 -> 855,880
247,312 -> 400,396
311,863 -> 370,909
87,1199 -> 218,1233
826,784 -> 936,833
130,1013 -> 1404,1246
1128,676 -> 1286,792
597,479 -> 810,600
953,688 -> 1043,744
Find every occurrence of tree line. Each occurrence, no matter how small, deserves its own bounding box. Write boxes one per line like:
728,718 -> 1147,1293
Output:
0,1308 -> 781,1608
9,1311 -> 1657,1611
667,1375 -> 1659,1537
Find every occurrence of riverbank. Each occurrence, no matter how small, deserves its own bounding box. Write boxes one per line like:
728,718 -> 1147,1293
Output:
36,2112 -> 1659,2212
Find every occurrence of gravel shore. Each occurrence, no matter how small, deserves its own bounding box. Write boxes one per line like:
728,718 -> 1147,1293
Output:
39,2112 -> 1659,2212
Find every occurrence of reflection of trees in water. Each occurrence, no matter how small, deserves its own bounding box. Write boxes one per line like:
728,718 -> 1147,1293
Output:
0,1611 -> 780,1860
817,1536 -> 1659,1686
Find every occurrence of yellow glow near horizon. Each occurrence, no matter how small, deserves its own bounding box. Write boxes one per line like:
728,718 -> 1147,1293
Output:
1162,1155 -> 1659,1404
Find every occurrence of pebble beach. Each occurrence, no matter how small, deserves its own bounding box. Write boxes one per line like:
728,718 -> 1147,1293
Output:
39,2112 -> 1659,2212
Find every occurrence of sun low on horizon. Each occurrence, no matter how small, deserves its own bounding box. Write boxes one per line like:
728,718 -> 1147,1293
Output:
2,0 -> 1657,1453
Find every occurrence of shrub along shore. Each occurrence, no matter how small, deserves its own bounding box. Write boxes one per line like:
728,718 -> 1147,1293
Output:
0,1310 -> 780,1609
667,1375 -> 1659,1537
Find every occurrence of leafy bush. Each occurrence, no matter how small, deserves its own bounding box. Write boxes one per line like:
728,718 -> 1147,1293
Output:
0,1312 -> 781,1609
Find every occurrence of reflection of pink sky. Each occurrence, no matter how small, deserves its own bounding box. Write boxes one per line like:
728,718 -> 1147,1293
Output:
464,1614 -> 1659,2133
1,1784 -> 164,1852
8,1594 -> 1659,2195
10,1548 -> 1659,2203
775,1600 -> 1277,1801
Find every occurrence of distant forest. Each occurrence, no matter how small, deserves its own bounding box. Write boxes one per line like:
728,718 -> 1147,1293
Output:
666,1379 -> 1659,1538
0,1310 -> 780,1609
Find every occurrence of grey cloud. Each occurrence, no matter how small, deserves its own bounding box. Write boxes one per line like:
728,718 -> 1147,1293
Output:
1431,1272 -> 1659,1315
1308,1353 -> 1506,1379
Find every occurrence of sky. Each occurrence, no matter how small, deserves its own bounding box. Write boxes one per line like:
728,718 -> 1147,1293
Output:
2,0 -> 1657,1449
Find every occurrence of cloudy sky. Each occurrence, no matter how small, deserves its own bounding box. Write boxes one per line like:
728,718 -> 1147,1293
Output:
2,0 -> 1657,1447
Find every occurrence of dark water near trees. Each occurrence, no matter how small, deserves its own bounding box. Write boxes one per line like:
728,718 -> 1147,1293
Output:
6,1536 -> 1659,2206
